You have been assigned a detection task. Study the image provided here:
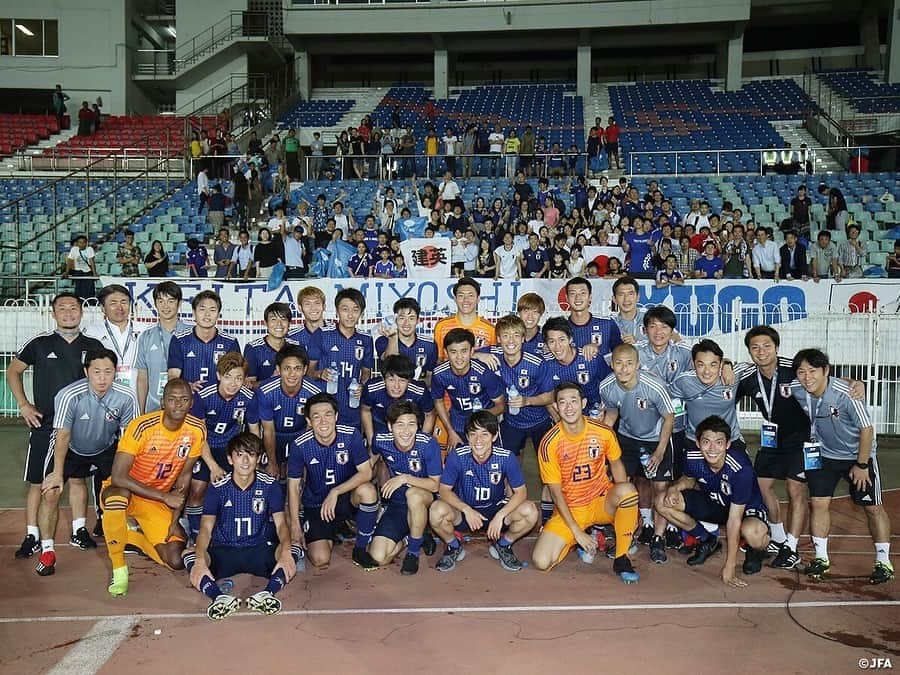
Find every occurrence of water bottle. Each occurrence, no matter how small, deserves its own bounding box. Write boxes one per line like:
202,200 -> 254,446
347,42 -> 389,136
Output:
326,360 -> 338,395
348,378 -> 360,408
471,398 -> 483,412
381,314 -> 396,332
507,385 -> 520,415
589,402 -> 602,420
639,447 -> 657,479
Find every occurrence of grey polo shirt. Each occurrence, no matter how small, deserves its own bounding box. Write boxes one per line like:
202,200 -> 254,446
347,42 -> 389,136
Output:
52,379 -> 138,456
791,376 -> 875,460
135,320 -> 190,413
670,371 -> 742,443
598,371 -> 675,442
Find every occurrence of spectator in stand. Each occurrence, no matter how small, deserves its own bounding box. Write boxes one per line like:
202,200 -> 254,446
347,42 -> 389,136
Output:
207,184 -> 226,229
254,227 -> 283,280
438,172 -> 462,212
144,240 -> 170,278
247,169 -> 263,225
283,129 -> 301,181
77,101 -> 94,137
790,185 -> 812,237
186,238 -> 209,278
64,235 -> 97,301
488,125 -> 505,179
722,224 -> 750,279
605,116 -> 621,170
399,126 -> 416,178
309,132 -> 324,180
247,131 -> 263,156
606,257 -> 625,278
116,230 -> 143,278
694,241 -> 724,279
52,84 -> 70,129
808,230 -> 841,282
92,99 -> 103,133
676,235 -> 698,277
838,224 -> 865,278
442,127 -> 458,176
751,227 -> 780,280
424,128 -> 439,178
886,240 -> 900,278
850,149 -> 870,174
460,124 -> 477,179
822,186 -> 849,231
232,172 -> 249,226
264,138 -> 283,172
475,238 -> 496,278
228,230 -> 255,281
656,254 -> 685,288
521,233 -> 550,279
779,231 -> 809,281
349,242 -> 373,278
213,227 -> 236,279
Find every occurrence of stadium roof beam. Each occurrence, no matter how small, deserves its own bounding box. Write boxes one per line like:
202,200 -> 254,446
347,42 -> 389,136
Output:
285,0 -> 750,37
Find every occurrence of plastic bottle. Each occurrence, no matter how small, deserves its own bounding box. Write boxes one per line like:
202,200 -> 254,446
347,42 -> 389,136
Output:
326,360 -> 338,394
348,378 -> 360,408
382,314 -> 396,331
639,447 -> 656,479
471,398 -> 483,412
507,385 -> 520,415
588,402 -> 602,420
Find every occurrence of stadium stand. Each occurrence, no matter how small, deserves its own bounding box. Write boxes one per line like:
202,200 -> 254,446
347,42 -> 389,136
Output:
818,69 -> 900,113
610,79 -> 812,174
0,114 -> 60,158
45,115 -> 184,158
278,99 -> 356,129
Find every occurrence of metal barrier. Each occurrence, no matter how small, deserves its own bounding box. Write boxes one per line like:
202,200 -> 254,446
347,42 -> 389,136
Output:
303,151 -> 591,182
625,144 -> 893,177
0,297 -> 897,434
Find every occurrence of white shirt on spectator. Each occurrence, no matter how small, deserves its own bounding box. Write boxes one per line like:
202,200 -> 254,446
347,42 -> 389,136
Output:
443,134 -> 458,156
489,132 -> 504,153
68,246 -> 95,273
752,240 -> 779,271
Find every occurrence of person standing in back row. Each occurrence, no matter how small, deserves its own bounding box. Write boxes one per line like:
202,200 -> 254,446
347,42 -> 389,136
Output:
6,293 -> 104,562
605,116 -> 621,170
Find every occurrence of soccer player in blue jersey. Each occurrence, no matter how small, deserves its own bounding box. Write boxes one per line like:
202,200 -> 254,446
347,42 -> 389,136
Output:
656,416 -> 770,587
286,286 -> 328,351
182,433 -> 300,620
563,276 -> 622,358
308,288 -> 374,429
244,302 -> 298,387
790,349 -> 893,584
541,317 -> 611,416
360,355 -> 435,447
184,352 -> 260,540
286,393 -> 380,570
375,298 -> 438,385
431,328 -> 506,450
482,315 -> 555,457
610,277 -> 648,345
256,345 -> 323,479
168,290 -> 240,392
429,411 -> 538,572
517,292 -> 546,356
368,401 -> 443,575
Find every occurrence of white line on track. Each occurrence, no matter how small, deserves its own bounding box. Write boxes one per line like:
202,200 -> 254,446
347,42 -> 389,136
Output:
1,600 -> 898,624
44,617 -> 134,675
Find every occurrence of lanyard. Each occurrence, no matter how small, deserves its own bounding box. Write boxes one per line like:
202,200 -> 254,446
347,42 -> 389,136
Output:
756,370 -> 778,420
105,320 -> 134,362
806,393 -> 822,439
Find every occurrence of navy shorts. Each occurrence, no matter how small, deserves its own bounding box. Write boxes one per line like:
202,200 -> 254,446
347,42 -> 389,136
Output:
754,447 -> 806,483
500,418 -> 552,456
806,456 -> 883,506
62,446 -> 116,481
681,489 -> 768,526
453,501 -> 507,533
373,502 -> 411,543
302,493 -> 356,544
192,446 -> 229,483
618,434 -> 676,482
209,541 -> 277,579
671,429 -> 686,479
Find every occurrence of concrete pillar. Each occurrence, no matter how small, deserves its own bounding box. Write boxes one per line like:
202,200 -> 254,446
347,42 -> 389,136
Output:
859,0 -> 882,70
577,44 -> 591,98
887,0 -> 900,83
724,32 -> 743,91
434,49 -> 448,100
295,50 -> 311,101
